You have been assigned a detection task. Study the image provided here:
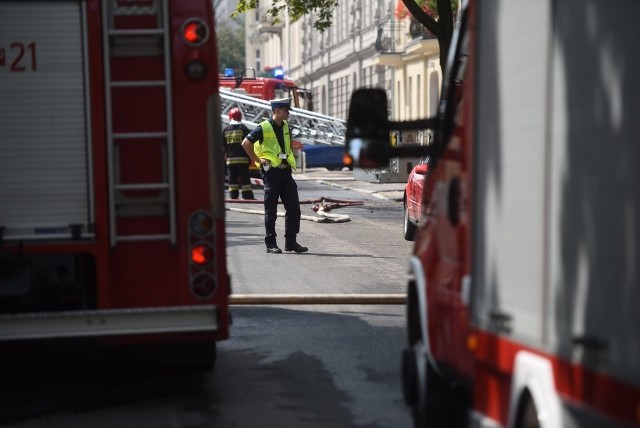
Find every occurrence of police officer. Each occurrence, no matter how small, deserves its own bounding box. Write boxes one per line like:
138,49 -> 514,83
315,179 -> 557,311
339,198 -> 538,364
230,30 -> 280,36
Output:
223,107 -> 255,200
241,98 -> 308,254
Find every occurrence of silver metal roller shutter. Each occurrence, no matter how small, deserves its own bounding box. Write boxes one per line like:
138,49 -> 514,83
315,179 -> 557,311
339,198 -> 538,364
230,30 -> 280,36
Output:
472,0 -> 551,345
0,1 -> 92,241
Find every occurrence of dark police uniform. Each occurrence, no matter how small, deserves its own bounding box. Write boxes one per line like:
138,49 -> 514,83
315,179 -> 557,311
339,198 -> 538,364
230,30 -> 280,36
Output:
245,101 -> 307,253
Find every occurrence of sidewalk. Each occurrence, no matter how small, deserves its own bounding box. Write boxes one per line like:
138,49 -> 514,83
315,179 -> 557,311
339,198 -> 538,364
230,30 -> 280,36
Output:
295,168 -> 405,201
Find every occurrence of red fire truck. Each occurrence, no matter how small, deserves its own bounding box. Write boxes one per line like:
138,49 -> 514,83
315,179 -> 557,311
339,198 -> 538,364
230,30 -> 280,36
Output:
346,0 -> 640,426
0,0 -> 229,367
219,68 -> 312,110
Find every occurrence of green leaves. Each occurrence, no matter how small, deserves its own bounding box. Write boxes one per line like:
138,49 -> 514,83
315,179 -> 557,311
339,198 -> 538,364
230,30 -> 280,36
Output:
217,20 -> 245,72
232,0 -> 339,32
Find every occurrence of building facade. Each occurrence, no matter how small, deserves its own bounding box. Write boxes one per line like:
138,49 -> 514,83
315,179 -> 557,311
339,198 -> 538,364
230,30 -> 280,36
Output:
214,0 -> 241,28
244,0 -> 444,130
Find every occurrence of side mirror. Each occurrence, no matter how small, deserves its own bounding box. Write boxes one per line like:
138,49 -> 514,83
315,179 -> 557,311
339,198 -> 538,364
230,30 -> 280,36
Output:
414,163 -> 428,175
346,88 -> 438,168
345,88 -> 392,168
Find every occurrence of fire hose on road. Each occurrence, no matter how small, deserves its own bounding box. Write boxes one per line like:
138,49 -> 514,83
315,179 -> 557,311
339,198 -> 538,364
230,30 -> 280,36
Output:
226,197 -> 364,223
226,196 -> 406,305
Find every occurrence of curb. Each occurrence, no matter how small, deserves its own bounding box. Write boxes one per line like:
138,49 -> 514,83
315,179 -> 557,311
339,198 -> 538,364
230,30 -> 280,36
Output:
249,175 -> 404,201
316,180 -> 403,201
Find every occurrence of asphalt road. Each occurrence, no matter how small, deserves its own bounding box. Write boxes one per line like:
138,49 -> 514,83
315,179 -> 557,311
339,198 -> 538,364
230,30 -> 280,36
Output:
220,170 -> 414,427
226,168 -> 410,297
0,170 -> 415,428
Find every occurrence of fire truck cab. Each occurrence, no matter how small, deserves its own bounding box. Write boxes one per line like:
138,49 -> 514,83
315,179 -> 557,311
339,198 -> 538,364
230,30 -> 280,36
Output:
218,68 -> 311,110
346,0 -> 640,426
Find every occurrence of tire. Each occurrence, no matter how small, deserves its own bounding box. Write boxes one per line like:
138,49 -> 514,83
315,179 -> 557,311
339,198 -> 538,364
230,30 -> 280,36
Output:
515,392 -> 540,428
124,341 -> 217,373
406,285 -> 470,428
183,342 -> 217,372
404,202 -> 418,241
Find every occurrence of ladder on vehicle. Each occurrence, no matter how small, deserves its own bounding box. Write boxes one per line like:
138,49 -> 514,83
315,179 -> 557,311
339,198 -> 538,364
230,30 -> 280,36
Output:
101,0 -> 176,246
219,89 -> 346,146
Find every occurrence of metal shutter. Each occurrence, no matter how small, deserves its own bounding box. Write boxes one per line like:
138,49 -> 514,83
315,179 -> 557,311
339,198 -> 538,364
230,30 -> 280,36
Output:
0,1 -> 92,241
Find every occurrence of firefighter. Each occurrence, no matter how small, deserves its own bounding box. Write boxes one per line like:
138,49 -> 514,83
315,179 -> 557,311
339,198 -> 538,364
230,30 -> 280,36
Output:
222,108 -> 255,200
241,97 -> 308,254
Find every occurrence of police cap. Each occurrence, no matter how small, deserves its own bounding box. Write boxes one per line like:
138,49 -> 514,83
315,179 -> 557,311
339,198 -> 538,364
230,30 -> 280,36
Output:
270,97 -> 291,110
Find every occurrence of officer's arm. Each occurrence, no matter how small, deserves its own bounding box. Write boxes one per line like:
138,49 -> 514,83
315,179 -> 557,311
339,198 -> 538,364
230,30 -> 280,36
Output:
242,137 -> 263,166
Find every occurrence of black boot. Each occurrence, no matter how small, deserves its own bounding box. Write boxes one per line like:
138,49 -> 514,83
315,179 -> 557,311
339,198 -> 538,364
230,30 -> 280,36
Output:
242,191 -> 256,200
285,242 -> 308,253
265,236 -> 281,254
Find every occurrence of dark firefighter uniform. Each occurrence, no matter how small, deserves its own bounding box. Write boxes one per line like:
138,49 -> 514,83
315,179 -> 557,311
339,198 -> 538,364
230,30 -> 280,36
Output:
222,116 -> 255,200
243,97 -> 308,254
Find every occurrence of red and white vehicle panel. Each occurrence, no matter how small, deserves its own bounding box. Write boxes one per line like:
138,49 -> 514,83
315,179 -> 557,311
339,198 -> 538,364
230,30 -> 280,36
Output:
402,0 -> 640,426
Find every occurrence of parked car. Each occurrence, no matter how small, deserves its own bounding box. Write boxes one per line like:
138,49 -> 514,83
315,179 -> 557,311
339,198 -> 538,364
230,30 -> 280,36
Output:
303,144 -> 352,170
403,156 -> 429,241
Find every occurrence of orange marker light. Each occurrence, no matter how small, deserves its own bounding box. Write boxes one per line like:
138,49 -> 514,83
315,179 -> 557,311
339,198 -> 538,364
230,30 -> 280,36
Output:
467,334 -> 478,351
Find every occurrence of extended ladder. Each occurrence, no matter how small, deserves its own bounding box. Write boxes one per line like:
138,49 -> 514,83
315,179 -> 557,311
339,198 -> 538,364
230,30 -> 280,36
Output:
102,0 -> 176,246
219,89 -> 346,146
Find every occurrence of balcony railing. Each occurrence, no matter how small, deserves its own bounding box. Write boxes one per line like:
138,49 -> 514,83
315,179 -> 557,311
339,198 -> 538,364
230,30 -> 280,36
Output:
375,18 -> 437,55
374,21 -> 404,54
408,17 -> 437,40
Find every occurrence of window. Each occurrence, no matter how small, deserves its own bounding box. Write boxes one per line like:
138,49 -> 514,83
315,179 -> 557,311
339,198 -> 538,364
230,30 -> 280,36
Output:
408,76 -> 412,119
361,66 -> 374,87
322,86 -> 327,116
330,76 -> 350,119
396,81 -> 401,120
417,75 -> 421,118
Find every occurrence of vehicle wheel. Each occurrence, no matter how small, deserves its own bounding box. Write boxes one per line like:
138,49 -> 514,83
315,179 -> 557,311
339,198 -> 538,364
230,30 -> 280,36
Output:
129,342 -> 217,372
405,285 -> 470,427
404,202 -> 417,241
182,341 -> 217,372
412,408 -> 428,428
515,392 -> 540,428
406,355 -> 449,427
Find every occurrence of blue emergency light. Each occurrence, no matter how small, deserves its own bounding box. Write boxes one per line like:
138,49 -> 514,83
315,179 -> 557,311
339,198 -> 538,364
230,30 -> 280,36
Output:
223,68 -> 235,77
274,66 -> 284,79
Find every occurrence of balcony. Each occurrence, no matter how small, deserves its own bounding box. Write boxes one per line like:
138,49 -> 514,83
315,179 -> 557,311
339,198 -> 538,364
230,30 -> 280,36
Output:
408,17 -> 437,40
405,18 -> 439,56
373,21 -> 404,65
373,18 -> 440,65
256,18 -> 283,34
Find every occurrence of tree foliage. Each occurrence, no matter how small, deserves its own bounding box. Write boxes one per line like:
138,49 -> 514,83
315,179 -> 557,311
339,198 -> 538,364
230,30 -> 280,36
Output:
232,0 -> 457,71
216,19 -> 246,72
399,0 -> 457,71
232,0 -> 339,31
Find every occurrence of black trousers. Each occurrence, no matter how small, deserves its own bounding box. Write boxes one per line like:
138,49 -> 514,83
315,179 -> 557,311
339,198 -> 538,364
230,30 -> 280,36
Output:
227,163 -> 253,198
262,166 -> 300,246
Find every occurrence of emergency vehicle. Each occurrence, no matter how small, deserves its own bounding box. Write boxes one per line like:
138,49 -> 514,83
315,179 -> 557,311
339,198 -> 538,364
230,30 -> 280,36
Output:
218,68 -> 312,110
346,0 -> 640,426
0,0 -> 229,368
